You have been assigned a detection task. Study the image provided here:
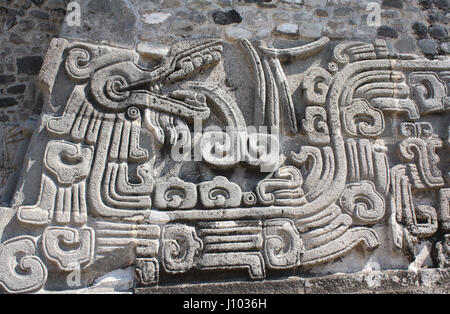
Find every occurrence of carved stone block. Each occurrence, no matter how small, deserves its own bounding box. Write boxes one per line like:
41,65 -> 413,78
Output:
0,2 -> 449,293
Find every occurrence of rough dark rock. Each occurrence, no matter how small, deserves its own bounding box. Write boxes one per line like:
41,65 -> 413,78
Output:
419,0 -> 434,9
429,24 -> 448,38
0,97 -> 18,107
426,11 -> 450,24
314,8 -> 328,17
29,9 -> 49,20
20,0 -> 32,11
257,0 -> 277,8
17,19 -> 34,32
9,33 -> 27,44
377,25 -> 399,38
50,8 -> 66,17
382,0 -> 403,8
31,0 -> 44,7
434,0 -> 450,10
0,75 -> 15,85
413,22 -> 429,38
6,16 -> 17,30
213,9 -> 243,25
39,22 -> 58,33
334,7 -> 354,17
16,56 -> 43,74
5,8 -> 25,17
7,84 -> 26,94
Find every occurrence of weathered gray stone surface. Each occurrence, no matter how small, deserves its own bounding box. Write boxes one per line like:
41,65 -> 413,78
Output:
0,0 -> 449,294
136,268 -> 450,294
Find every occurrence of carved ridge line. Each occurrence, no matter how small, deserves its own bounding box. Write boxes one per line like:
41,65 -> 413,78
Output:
240,39 -> 266,127
258,37 -> 329,61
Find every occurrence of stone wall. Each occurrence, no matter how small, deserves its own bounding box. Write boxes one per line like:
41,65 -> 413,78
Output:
60,0 -> 449,54
0,0 -> 66,199
0,0 -> 449,294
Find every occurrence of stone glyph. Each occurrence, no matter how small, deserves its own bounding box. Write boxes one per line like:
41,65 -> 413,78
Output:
0,32 -> 449,293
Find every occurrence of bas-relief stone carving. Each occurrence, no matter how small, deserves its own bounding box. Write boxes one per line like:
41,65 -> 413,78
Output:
0,34 -> 449,293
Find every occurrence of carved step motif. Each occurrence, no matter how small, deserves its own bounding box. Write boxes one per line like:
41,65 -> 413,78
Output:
0,35 -> 449,293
